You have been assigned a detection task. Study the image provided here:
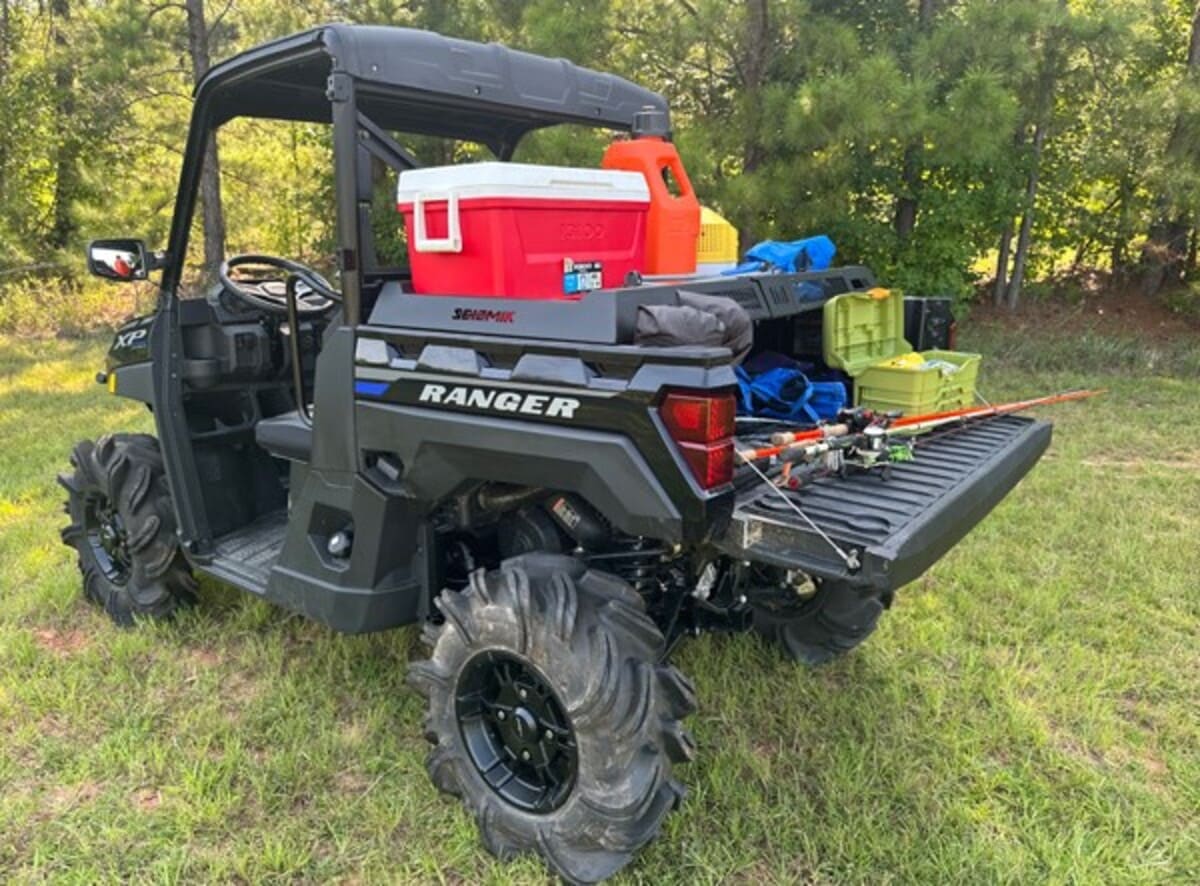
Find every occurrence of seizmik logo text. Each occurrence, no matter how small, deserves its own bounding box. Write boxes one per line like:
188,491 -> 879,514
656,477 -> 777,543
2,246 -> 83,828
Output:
419,384 -> 581,419
451,307 -> 516,323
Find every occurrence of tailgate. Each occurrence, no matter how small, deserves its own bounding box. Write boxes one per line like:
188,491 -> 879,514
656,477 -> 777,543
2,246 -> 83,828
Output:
722,415 -> 1052,592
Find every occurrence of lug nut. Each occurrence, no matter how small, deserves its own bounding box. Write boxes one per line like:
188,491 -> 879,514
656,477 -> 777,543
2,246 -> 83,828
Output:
496,710 -> 506,721
518,688 -> 527,700
544,729 -> 554,740
521,749 -> 531,761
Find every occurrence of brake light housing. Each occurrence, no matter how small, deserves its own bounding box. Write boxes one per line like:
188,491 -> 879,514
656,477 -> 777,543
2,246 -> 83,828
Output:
659,390 -> 736,490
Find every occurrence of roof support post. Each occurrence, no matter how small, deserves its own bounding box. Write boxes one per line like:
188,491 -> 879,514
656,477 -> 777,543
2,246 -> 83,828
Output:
329,70 -> 362,327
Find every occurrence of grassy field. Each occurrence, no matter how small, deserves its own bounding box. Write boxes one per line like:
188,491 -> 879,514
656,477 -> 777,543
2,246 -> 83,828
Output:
0,330 -> 1197,884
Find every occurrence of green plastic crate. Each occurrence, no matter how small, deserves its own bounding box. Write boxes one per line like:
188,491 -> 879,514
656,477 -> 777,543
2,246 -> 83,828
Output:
822,289 -> 981,416
822,288 -> 910,376
854,349 -> 981,414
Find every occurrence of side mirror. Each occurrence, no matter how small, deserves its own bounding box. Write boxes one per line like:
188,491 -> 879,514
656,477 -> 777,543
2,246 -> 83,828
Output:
87,239 -> 150,281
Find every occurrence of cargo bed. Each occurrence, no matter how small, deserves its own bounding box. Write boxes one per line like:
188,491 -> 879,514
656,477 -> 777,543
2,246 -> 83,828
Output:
722,416 -> 1053,592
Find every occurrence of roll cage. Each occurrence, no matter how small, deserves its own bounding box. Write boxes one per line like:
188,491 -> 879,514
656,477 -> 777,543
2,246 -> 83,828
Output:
152,23 -> 671,554
161,23 -> 670,322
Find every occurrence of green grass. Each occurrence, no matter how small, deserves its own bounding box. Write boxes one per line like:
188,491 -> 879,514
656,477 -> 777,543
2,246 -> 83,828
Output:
962,322 -> 1200,379
1,332 -> 1198,884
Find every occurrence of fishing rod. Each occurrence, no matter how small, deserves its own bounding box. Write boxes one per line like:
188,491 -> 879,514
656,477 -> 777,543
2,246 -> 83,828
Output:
732,387 -> 1104,570
738,388 -> 1105,464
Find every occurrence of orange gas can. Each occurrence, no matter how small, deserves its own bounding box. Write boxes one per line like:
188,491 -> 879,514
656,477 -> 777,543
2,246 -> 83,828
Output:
602,134 -> 701,275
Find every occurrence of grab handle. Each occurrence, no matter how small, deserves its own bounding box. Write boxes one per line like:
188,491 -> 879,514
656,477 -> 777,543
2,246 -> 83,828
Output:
412,191 -> 463,253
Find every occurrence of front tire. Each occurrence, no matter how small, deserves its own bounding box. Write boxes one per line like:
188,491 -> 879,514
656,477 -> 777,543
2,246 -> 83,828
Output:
409,554 -> 696,884
59,433 -> 196,625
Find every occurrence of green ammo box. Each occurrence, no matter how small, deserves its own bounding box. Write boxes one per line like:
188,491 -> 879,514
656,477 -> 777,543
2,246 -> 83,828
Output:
822,289 -> 981,416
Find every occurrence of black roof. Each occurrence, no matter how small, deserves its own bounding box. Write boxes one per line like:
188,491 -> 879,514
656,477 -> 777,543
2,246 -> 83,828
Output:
198,24 -> 669,152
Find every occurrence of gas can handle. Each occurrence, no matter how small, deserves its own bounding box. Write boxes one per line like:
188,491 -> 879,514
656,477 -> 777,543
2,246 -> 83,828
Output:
412,191 -> 463,253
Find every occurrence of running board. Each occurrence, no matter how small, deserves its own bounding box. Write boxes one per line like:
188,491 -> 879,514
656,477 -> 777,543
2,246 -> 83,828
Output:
197,511 -> 288,596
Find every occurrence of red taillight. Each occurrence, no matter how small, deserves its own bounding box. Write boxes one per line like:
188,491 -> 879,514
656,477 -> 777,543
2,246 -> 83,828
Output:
660,391 -> 736,444
660,391 -> 736,490
676,440 -> 734,488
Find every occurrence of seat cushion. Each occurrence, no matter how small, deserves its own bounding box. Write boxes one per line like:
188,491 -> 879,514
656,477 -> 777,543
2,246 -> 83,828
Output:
255,411 -> 313,462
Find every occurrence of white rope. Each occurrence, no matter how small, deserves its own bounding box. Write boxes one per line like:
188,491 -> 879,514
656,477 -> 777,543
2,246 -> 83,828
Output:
736,449 -> 860,571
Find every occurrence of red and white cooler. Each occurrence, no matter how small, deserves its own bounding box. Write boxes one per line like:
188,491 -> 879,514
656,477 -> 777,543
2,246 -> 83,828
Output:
396,162 -> 650,299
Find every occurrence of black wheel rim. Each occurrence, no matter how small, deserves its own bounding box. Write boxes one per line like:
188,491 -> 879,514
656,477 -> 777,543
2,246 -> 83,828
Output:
455,650 -> 577,814
84,494 -> 132,585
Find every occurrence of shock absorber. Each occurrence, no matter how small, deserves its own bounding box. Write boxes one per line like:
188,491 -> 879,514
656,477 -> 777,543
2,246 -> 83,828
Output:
593,538 -> 670,596
544,494 -> 668,597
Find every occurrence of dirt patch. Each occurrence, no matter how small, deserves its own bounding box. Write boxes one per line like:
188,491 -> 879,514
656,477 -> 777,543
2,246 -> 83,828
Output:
36,713 -> 71,740
334,769 -> 372,796
738,859 -> 827,885
1052,731 -> 1109,769
32,627 -> 90,657
1046,713 -> 1170,790
184,665 -> 262,723
751,737 -> 782,758
187,648 -> 223,668
132,787 -> 162,811
42,781 -> 101,815
968,277 -> 1199,344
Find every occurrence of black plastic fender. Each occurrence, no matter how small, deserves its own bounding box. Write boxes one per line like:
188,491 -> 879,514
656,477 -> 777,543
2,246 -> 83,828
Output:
104,313 -> 157,405
356,402 -> 687,542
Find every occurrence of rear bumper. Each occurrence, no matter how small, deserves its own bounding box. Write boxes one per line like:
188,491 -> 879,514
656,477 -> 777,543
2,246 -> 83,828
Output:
720,416 -> 1053,592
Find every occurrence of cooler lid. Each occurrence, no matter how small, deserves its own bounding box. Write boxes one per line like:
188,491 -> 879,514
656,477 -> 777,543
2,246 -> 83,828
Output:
822,288 -> 913,376
397,162 -> 650,205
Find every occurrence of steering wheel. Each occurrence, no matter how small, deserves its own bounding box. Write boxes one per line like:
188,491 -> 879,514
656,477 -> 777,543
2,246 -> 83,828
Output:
218,254 -> 341,316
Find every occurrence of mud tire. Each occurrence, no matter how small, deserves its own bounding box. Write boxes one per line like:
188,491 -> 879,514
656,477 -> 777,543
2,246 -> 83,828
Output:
409,554 -> 696,884
59,434 -> 196,625
751,579 -> 890,665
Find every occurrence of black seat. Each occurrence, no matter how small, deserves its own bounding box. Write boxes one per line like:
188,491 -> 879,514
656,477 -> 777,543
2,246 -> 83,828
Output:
255,411 -> 313,462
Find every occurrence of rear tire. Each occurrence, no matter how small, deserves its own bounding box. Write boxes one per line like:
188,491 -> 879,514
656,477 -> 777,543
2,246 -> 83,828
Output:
409,554 -> 696,884
751,578 -> 890,665
59,434 -> 196,625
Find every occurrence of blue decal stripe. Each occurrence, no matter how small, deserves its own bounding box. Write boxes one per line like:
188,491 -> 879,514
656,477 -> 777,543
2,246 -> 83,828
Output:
355,380 -> 389,396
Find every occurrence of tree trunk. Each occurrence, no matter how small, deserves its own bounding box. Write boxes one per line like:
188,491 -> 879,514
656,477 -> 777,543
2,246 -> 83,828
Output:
1006,121 -> 1046,310
1109,173 -> 1133,276
1005,0 -> 1067,310
994,222 -> 1013,306
741,0 -> 769,177
894,148 -> 919,242
48,0 -> 76,251
185,0 -> 226,281
893,0 -> 936,244
1141,0 -> 1200,296
737,0 -> 769,248
1144,217 -> 1190,295
1111,238 -> 1127,276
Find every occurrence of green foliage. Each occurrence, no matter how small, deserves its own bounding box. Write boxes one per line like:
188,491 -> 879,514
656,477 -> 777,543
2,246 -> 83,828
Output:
1163,280 -> 1200,318
0,277 -> 155,337
1,0 -> 1200,321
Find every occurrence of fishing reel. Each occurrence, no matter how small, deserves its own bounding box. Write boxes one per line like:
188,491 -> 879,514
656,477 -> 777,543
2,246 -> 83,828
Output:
834,406 -> 901,433
775,408 -> 912,489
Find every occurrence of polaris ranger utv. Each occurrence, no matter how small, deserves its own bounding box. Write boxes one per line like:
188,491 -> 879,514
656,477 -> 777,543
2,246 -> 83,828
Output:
62,24 -> 1051,884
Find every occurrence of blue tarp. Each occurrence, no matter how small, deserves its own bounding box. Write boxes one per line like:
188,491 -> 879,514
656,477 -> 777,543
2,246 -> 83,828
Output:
724,234 -> 837,276
735,361 -> 847,425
